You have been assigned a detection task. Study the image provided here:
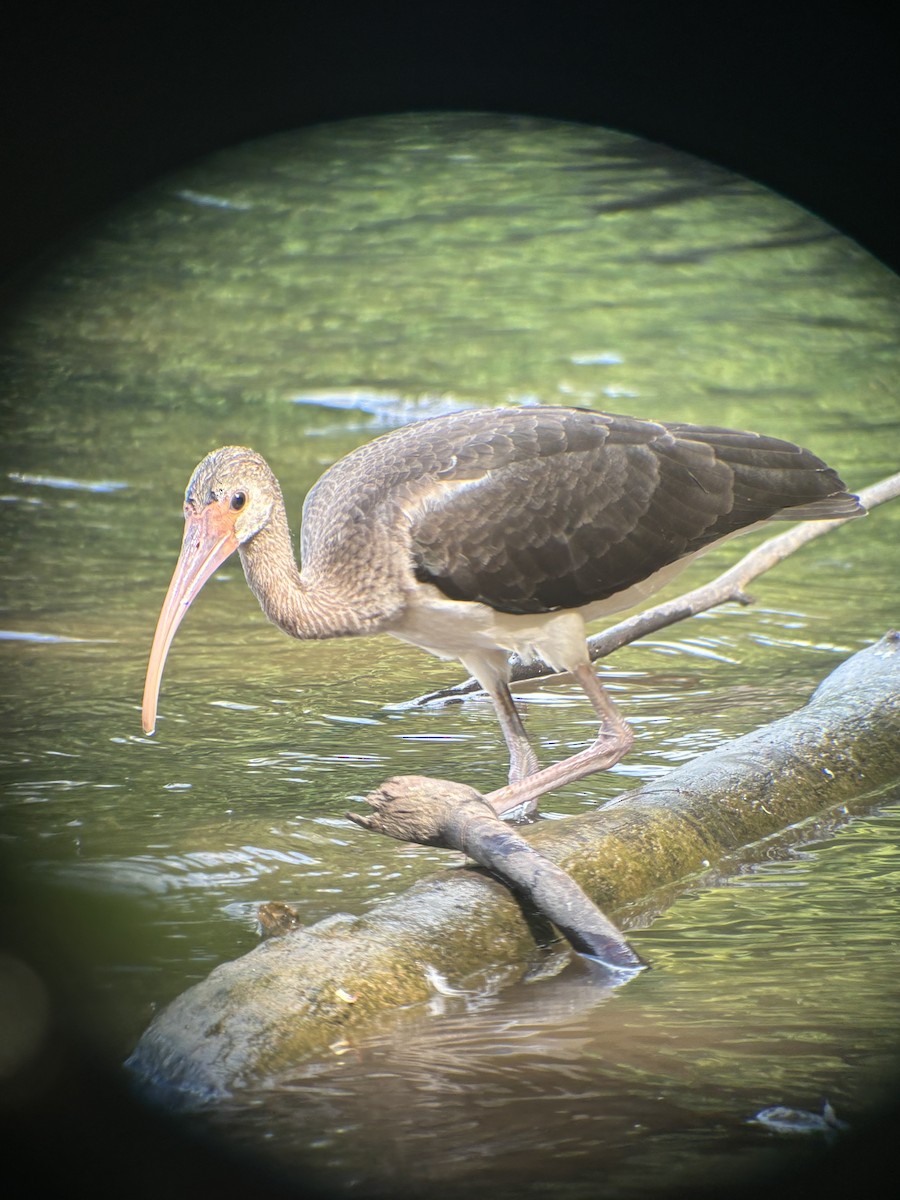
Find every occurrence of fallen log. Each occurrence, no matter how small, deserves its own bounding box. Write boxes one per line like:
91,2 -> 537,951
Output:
350,775 -> 645,970
127,632 -> 900,1102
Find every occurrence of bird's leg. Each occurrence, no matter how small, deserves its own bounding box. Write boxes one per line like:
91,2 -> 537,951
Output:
485,663 -> 633,818
571,662 -> 634,755
481,675 -> 541,784
460,652 -> 541,784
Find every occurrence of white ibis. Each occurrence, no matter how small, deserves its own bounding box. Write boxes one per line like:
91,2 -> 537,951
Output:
141,406 -> 863,816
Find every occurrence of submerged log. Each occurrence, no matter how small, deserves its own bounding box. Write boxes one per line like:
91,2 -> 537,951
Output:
127,633 -> 900,1102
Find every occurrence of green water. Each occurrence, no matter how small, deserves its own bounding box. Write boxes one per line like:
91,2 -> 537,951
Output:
1,113 -> 898,1197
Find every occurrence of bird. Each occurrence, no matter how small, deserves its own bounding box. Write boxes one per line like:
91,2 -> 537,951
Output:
141,406 -> 863,817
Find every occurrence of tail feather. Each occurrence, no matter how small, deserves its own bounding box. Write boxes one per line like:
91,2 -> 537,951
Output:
772,490 -> 865,521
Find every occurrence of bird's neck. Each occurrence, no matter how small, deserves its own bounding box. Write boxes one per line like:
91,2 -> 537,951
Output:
237,502 -> 384,640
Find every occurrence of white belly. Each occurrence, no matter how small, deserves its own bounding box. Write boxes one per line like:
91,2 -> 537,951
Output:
386,552 -> 696,686
389,590 -> 589,672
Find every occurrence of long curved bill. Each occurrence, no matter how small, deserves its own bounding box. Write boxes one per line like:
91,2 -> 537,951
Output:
141,501 -> 240,735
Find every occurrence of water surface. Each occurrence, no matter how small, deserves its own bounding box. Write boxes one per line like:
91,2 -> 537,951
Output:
1,113 -> 898,1197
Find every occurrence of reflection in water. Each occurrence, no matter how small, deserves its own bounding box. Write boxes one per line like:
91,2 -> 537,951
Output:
1,113 -> 898,1196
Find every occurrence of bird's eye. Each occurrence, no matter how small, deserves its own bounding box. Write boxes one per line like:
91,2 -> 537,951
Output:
231,492 -> 247,511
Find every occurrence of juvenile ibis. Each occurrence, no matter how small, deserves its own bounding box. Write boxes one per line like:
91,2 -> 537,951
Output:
141,406 -> 863,815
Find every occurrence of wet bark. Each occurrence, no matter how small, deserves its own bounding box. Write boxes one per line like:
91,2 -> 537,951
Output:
350,776 -> 644,969
127,633 -> 900,1103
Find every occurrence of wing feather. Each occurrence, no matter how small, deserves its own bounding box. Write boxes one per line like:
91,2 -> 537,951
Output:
302,407 -> 860,616
401,409 -> 857,614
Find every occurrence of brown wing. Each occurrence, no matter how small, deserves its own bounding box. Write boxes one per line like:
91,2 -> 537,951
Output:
393,407 -> 859,615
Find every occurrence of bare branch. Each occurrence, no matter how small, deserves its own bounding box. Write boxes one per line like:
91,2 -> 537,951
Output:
402,471 -> 900,706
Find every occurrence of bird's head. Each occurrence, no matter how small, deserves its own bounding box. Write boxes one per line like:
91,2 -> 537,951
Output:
184,445 -> 280,546
141,446 -> 280,736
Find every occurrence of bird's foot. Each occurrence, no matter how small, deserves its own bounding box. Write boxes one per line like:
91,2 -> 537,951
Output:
502,725 -> 541,785
486,723 -> 634,819
507,746 -> 542,788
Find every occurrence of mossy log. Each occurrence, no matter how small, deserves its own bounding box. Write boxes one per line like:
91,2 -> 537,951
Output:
350,775 -> 645,969
127,633 -> 900,1102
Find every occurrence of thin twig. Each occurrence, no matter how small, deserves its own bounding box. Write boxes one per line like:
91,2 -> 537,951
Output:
402,471 -> 900,706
